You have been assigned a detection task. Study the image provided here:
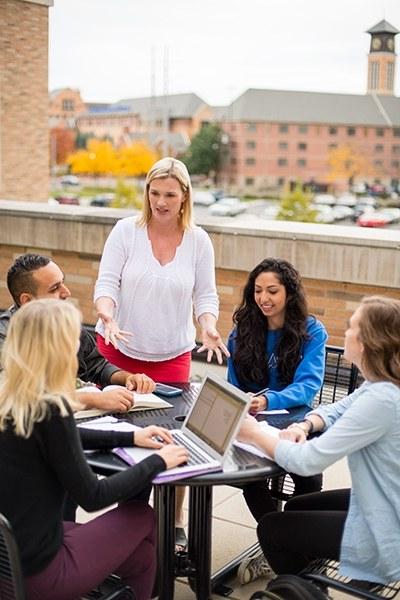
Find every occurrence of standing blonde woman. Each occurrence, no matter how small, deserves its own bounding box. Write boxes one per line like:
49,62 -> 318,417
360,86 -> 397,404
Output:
94,156 -> 228,383
94,157 -> 229,550
0,299 -> 187,600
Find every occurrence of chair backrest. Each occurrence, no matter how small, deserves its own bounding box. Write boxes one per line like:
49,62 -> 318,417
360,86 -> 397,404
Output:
0,513 -> 26,600
313,345 -> 361,408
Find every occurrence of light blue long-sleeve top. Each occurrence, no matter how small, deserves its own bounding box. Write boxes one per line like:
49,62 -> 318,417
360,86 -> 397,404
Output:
275,380 -> 400,583
227,316 -> 327,409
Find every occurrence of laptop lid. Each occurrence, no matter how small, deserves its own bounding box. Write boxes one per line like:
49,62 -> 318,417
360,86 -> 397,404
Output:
179,373 -> 250,462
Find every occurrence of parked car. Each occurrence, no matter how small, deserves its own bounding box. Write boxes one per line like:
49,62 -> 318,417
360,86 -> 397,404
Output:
313,194 -> 336,206
336,194 -> 357,206
90,193 -> 115,207
208,197 -> 247,217
211,189 -> 225,201
193,191 -> 216,206
331,205 -> 355,220
313,204 -> 335,223
55,195 -> 80,205
357,210 -> 391,227
60,175 -> 80,186
261,205 -> 280,220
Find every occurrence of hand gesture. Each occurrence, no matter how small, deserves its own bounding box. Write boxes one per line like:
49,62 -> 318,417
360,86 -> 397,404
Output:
157,443 -> 189,469
237,415 -> 259,443
279,427 -> 307,444
82,387 -> 134,412
125,373 -> 156,394
98,311 -> 132,349
134,426 -> 173,448
197,326 -> 230,365
248,394 -> 267,414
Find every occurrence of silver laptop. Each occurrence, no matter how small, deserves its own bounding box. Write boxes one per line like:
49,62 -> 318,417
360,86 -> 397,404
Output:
114,373 -> 250,482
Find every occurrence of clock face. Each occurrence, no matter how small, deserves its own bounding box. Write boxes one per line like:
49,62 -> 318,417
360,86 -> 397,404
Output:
387,38 -> 394,51
372,37 -> 382,50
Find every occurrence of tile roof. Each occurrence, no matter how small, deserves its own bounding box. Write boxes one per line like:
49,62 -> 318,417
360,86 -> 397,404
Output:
224,88 -> 400,126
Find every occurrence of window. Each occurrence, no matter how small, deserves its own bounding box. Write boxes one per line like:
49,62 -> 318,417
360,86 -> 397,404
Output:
329,126 -> 337,135
392,161 -> 400,169
246,157 -> 256,166
329,143 -> 337,150
247,123 -> 257,132
347,127 -> 356,136
297,159 -> 307,167
394,128 -> 400,137
298,142 -> 307,151
278,158 -> 287,166
376,128 -> 384,137
245,177 -> 255,185
230,158 -> 237,166
387,62 -> 394,90
375,144 -> 384,153
279,124 -> 288,133
62,99 -> 75,111
374,160 -> 383,167
392,145 -> 400,155
279,141 -> 288,150
369,61 -> 380,90
298,125 -> 308,134
277,177 -> 285,186
246,141 -> 256,150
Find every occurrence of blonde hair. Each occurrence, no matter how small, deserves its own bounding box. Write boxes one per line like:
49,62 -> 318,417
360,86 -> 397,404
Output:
138,157 -> 194,229
358,296 -> 400,385
0,299 -> 82,438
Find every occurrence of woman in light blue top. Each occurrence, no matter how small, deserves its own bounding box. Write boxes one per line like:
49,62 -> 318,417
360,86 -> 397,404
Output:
238,296 -> 400,584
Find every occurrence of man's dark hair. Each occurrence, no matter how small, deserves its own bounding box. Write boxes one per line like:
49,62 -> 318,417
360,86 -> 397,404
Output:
7,254 -> 51,306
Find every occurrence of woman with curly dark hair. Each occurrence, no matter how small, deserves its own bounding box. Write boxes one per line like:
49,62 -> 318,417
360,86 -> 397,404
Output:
228,258 -> 328,585
228,258 -> 327,412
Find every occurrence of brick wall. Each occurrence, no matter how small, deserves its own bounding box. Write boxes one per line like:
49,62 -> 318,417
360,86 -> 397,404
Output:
0,0 -> 51,201
1,244 -> 399,348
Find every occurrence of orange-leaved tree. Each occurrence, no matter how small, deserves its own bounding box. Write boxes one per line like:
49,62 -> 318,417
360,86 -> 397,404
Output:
67,139 -> 118,176
327,144 -> 375,186
115,142 -> 158,177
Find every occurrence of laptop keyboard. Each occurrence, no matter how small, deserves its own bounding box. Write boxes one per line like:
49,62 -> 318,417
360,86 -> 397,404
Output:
171,431 -> 209,466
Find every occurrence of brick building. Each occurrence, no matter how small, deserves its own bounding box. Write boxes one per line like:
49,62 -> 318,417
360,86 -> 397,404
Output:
75,93 -> 212,155
49,88 -> 86,128
218,20 -> 400,194
0,0 -> 53,202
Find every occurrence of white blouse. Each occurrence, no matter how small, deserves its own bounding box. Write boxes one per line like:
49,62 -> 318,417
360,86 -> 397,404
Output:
94,217 -> 219,361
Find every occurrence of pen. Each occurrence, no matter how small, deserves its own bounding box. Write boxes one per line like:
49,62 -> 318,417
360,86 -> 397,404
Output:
252,387 -> 269,398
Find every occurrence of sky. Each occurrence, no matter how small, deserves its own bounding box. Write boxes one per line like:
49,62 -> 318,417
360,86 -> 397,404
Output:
49,0 -> 400,106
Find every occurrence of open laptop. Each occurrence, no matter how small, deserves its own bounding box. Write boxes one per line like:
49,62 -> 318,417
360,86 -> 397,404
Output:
114,373 -> 251,483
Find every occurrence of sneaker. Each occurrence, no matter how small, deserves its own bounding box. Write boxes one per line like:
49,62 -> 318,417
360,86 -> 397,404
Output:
237,550 -> 274,585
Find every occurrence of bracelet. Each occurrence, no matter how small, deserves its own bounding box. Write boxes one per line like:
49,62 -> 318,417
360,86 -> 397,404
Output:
288,422 -> 309,436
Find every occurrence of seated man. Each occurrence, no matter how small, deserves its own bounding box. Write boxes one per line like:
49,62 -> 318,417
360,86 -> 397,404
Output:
0,254 -> 155,412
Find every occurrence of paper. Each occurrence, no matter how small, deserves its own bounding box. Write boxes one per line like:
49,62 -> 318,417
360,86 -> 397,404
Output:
78,417 -> 137,432
258,409 -> 289,415
74,389 -> 173,420
233,422 -> 280,459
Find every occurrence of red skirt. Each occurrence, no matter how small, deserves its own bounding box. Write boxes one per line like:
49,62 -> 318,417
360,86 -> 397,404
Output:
96,334 -> 191,383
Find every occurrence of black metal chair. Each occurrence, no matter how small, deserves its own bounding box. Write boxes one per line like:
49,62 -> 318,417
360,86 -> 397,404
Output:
0,513 -> 134,600
301,558 -> 400,599
249,559 -> 400,599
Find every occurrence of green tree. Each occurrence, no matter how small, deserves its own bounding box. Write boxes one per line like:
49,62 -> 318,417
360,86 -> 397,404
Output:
112,179 -> 142,209
183,124 -> 227,180
277,183 -> 318,223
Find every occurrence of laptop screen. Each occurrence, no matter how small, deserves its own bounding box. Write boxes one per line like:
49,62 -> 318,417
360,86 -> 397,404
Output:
185,376 -> 247,455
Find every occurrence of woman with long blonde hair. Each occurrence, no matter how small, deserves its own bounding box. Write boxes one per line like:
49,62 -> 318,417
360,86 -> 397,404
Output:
238,296 -> 400,586
0,299 -> 187,600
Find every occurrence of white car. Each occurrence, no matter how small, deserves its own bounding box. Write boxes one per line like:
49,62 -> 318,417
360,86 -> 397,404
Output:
313,194 -> 336,206
193,191 -> 216,206
60,175 -> 80,186
336,194 -> 357,206
208,197 -> 247,217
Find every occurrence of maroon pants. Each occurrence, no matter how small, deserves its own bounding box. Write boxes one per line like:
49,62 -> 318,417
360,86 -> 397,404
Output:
25,501 -> 156,600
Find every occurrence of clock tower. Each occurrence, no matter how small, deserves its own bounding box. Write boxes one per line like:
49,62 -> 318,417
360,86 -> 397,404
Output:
367,19 -> 398,95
